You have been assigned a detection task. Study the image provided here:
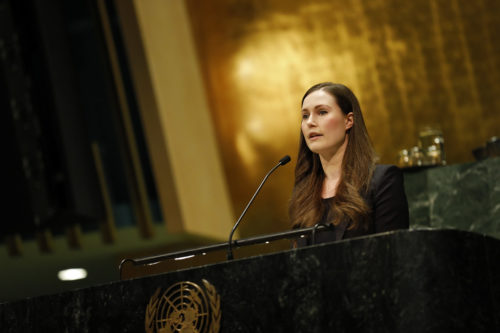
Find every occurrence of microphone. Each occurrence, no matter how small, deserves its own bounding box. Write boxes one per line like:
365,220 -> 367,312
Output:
227,155 -> 291,260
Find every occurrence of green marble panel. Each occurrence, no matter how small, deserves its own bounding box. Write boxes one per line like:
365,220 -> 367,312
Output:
487,158 -> 500,239
404,157 -> 500,239
404,170 -> 430,226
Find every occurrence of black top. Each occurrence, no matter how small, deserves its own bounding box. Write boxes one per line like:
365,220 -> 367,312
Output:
297,164 -> 409,246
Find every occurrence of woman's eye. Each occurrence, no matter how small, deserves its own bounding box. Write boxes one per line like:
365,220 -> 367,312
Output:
302,114 -> 309,119
319,110 -> 328,115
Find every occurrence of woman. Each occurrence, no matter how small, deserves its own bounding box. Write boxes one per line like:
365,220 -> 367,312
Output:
289,82 -> 409,245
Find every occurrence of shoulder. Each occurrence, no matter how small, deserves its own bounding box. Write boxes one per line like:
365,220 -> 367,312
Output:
373,164 -> 401,176
366,164 -> 406,203
370,164 -> 409,231
371,164 -> 403,187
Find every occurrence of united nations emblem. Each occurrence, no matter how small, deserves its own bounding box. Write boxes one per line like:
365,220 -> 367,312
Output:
145,279 -> 221,333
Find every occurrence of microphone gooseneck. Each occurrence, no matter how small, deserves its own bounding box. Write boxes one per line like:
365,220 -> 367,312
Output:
227,155 -> 291,260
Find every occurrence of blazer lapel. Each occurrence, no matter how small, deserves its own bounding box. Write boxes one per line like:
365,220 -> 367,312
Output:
335,219 -> 348,240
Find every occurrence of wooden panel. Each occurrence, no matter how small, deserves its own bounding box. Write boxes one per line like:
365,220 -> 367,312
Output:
185,0 -> 500,236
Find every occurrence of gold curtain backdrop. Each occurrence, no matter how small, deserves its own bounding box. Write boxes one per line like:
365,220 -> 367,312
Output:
185,0 -> 500,237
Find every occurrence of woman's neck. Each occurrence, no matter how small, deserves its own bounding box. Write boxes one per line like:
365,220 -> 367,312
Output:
319,136 -> 347,178
319,136 -> 348,198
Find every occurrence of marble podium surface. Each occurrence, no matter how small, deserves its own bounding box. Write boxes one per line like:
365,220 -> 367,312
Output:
404,157 -> 500,239
1,229 -> 499,332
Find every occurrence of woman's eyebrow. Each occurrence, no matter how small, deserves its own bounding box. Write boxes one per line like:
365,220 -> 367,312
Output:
302,104 -> 330,112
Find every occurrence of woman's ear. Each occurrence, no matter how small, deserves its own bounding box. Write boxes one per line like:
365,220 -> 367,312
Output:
345,112 -> 354,130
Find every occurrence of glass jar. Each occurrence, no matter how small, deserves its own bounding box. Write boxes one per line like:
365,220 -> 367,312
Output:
397,149 -> 411,168
486,136 -> 500,158
409,146 -> 424,167
418,126 -> 446,165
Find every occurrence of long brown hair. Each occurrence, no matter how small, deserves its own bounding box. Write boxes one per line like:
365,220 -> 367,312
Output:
289,82 -> 376,230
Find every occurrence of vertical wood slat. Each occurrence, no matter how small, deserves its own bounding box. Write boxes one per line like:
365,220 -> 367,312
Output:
66,224 -> 83,249
5,234 -> 23,257
91,142 -> 117,244
36,229 -> 54,253
95,0 -> 154,239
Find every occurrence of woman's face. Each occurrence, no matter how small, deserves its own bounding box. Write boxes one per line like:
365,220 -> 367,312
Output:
301,89 -> 353,156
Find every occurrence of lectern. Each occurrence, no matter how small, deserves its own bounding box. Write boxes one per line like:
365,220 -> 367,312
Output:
1,229 -> 499,332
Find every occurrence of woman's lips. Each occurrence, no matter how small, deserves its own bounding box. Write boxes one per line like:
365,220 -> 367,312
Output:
308,133 -> 322,141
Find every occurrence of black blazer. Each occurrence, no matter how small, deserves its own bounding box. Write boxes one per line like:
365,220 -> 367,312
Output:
297,164 -> 409,246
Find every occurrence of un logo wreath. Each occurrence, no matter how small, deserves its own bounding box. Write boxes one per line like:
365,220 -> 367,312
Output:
145,279 -> 221,333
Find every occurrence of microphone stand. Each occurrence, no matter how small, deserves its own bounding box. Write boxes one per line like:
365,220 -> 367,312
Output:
227,156 -> 290,260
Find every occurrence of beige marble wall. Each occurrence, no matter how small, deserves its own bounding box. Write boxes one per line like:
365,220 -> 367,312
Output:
115,0 -> 235,239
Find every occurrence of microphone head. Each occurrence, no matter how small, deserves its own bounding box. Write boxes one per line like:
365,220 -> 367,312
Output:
279,155 -> 291,165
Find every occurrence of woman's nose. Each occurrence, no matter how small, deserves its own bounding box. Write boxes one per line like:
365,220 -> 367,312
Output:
306,115 -> 316,126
